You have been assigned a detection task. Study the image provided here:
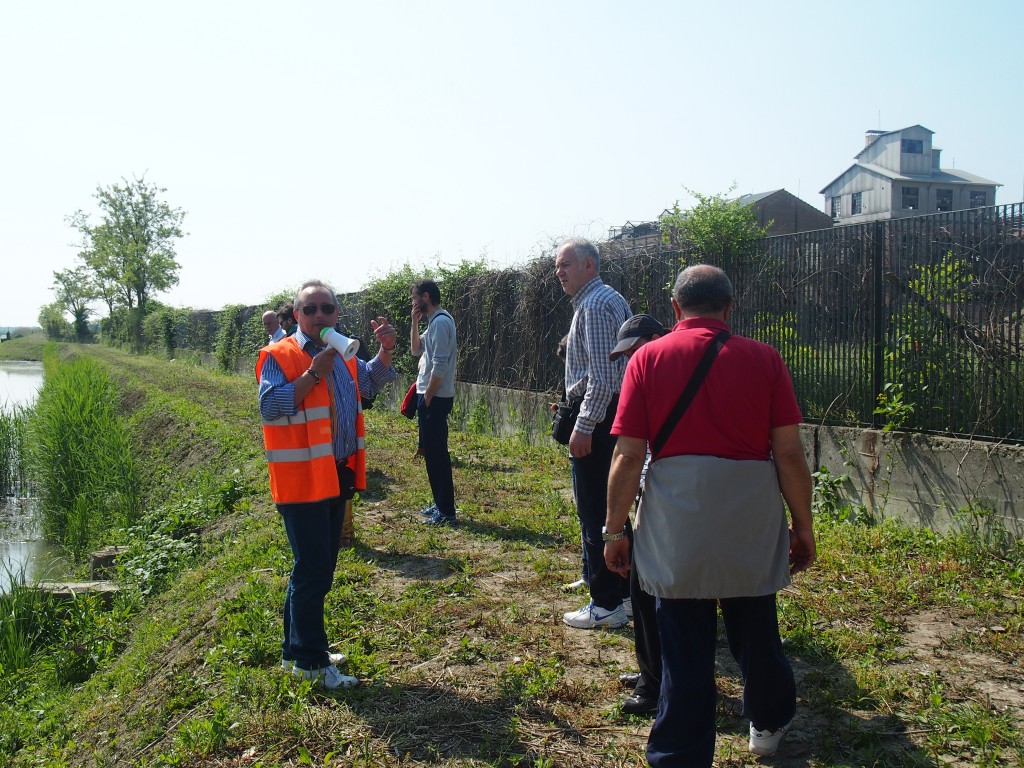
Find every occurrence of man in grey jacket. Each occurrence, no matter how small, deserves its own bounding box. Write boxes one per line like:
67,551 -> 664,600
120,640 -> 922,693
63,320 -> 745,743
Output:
410,279 -> 458,525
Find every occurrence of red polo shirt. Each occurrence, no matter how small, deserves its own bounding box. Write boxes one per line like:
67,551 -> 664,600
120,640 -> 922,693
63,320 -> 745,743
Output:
612,318 -> 803,461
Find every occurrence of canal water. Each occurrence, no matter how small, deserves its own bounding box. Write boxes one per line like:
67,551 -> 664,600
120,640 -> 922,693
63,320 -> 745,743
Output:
1,359 -> 67,592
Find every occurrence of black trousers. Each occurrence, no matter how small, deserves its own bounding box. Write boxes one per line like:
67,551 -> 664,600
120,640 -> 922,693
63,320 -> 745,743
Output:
647,593 -> 796,767
570,399 -> 630,610
630,556 -> 662,699
417,395 -> 456,516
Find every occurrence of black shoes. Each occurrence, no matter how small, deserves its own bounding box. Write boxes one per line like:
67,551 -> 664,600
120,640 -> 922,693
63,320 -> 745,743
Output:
618,672 -> 640,688
621,693 -> 658,716
617,671 -> 658,715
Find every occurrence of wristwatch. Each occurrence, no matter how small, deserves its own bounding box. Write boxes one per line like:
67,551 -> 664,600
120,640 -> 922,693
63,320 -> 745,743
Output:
306,368 -> 320,384
601,525 -> 625,542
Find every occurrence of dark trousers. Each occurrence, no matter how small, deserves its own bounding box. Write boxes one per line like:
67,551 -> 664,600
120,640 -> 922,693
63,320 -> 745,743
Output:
630,557 -> 662,700
418,395 -> 456,516
647,593 -> 796,768
278,496 -> 344,670
570,403 -> 630,610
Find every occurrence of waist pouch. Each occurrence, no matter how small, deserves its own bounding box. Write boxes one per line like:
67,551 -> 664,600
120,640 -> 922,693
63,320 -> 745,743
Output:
550,400 -> 579,444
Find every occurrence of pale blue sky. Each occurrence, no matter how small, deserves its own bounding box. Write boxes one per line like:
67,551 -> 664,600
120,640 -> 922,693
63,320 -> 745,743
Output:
2,0 -> 1021,327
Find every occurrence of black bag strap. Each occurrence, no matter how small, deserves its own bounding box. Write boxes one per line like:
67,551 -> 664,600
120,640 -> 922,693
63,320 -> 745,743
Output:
427,309 -> 454,327
650,330 -> 730,461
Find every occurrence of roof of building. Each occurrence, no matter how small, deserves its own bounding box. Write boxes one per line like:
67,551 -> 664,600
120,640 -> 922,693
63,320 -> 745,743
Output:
821,162 -> 1001,193
734,190 -> 782,206
854,124 -> 934,160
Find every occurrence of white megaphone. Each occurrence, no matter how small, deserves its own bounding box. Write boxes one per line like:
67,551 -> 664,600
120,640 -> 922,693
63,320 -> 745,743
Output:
320,328 -> 360,361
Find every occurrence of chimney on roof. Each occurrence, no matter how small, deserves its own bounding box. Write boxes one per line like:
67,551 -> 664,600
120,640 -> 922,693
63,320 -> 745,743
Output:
865,129 -> 886,148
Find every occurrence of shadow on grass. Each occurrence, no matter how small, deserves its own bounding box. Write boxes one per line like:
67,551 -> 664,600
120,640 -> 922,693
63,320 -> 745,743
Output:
352,542 -> 465,582
605,616 -> 937,765
337,680 -> 586,765
451,454 -> 520,474
453,516 -> 564,549
719,634 -> 936,767
362,468 -> 396,503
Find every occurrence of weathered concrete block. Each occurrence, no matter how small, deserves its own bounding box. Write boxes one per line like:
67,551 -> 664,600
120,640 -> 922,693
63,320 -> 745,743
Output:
35,581 -> 119,608
90,545 -> 127,579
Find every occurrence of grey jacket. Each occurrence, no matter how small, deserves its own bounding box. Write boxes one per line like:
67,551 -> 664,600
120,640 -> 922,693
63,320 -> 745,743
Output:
415,309 -> 457,398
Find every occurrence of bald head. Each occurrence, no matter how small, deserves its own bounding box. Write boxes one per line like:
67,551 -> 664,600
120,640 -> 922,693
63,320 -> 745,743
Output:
672,264 -> 734,317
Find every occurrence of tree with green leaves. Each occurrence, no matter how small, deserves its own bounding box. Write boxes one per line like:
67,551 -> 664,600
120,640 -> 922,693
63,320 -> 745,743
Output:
660,184 -> 772,266
67,176 -> 186,346
37,302 -> 72,340
52,266 -> 97,342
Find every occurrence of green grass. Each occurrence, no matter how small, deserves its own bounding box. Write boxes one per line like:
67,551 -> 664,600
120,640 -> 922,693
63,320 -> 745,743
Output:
0,342 -> 1020,767
0,334 -> 48,363
0,564 -> 42,676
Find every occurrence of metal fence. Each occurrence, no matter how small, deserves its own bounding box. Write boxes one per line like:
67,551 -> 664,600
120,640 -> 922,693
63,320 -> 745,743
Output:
596,203 -> 1024,444
339,203 -> 1023,444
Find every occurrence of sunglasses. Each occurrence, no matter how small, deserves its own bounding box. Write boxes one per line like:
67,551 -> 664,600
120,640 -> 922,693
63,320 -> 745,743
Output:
299,303 -> 337,316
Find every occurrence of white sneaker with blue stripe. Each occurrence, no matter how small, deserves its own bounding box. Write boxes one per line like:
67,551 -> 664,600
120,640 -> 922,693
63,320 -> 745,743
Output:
562,600 -> 628,629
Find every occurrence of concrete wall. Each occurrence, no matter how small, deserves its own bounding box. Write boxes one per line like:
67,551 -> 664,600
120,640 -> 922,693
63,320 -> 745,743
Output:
809,425 -> 1023,537
454,382 -> 1024,538
454,382 -> 556,445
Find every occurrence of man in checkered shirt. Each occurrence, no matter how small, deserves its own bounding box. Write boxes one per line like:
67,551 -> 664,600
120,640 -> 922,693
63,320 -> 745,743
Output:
555,237 -> 633,629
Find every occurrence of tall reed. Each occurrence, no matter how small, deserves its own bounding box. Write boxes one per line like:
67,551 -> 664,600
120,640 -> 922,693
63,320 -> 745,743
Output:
28,353 -> 140,558
0,563 -> 43,676
0,403 -> 30,496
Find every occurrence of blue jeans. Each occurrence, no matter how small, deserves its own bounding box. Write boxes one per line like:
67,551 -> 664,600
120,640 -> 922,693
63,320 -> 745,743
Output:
278,497 -> 344,670
647,593 -> 796,767
417,395 -> 456,516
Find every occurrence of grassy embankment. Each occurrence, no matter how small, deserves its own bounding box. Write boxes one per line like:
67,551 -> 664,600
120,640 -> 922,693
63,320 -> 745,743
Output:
0,336 -> 1021,767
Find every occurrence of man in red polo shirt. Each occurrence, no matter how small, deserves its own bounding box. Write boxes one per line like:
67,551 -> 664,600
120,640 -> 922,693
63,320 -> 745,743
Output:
603,264 -> 815,766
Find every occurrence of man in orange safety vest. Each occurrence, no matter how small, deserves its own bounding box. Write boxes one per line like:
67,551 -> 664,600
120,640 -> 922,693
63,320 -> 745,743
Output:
257,280 -> 397,690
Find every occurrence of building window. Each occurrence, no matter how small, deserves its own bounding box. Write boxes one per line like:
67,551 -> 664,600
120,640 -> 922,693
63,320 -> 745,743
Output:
902,187 -> 920,211
831,196 -> 841,218
970,191 -> 987,208
936,189 -> 953,212
851,192 -> 862,215
901,139 -> 923,154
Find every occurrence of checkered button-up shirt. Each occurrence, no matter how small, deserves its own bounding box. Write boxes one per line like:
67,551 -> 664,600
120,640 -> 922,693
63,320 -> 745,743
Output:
565,277 -> 631,434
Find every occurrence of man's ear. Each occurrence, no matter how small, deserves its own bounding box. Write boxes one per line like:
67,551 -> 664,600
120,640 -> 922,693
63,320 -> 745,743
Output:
671,298 -> 683,322
723,299 -> 735,322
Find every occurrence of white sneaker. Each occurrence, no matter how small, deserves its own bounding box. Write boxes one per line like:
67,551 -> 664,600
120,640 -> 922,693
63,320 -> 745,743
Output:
562,601 -> 629,629
623,597 -> 633,619
292,664 -> 357,690
749,718 -> 793,756
281,652 -> 347,671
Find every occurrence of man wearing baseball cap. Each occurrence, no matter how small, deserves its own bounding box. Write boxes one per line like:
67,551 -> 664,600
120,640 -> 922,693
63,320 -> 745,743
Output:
609,314 -> 669,363
609,313 -> 668,715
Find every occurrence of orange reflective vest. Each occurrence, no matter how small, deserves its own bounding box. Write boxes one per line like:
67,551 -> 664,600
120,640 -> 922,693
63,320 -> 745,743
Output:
256,336 -> 366,504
